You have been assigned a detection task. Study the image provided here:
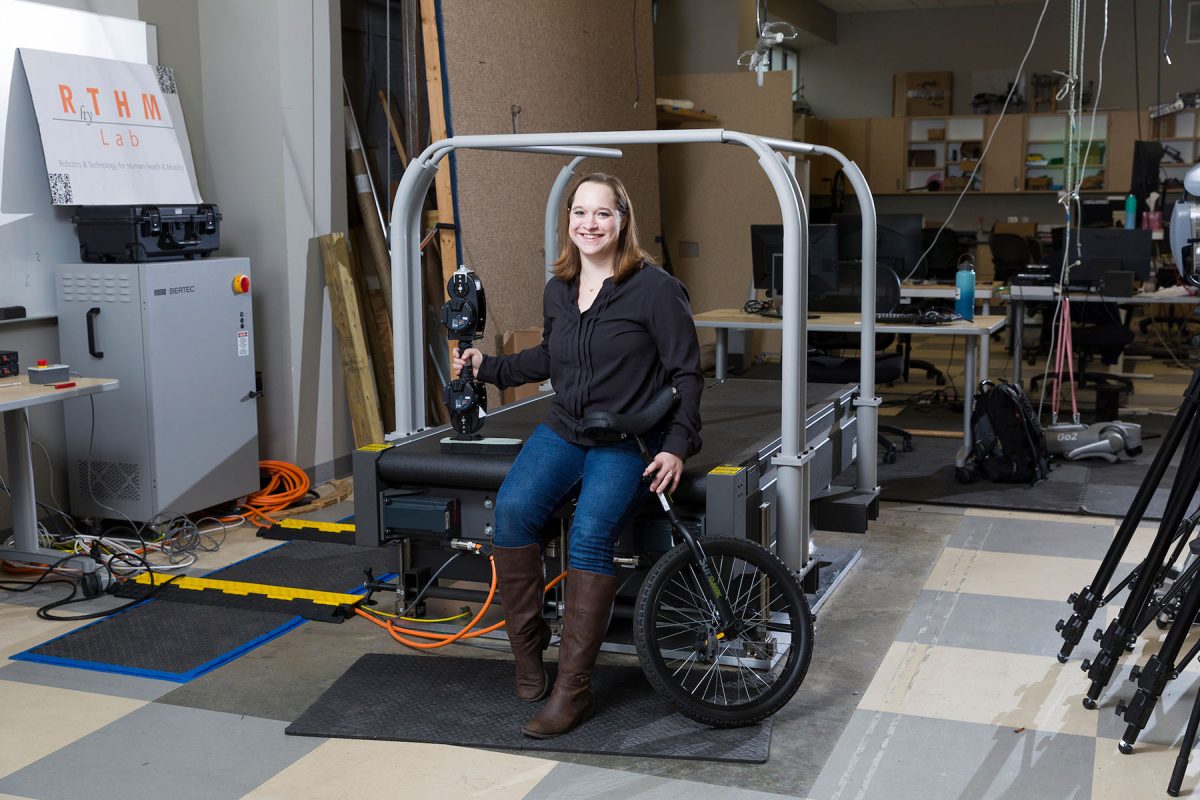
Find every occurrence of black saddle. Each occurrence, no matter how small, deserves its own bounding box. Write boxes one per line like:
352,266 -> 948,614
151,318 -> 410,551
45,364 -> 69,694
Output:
580,386 -> 678,444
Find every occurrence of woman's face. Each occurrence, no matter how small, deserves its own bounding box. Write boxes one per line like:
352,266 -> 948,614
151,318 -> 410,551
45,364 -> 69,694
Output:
568,182 -> 622,265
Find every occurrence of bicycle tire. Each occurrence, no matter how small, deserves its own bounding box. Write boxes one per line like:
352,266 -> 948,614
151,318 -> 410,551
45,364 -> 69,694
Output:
633,537 -> 813,727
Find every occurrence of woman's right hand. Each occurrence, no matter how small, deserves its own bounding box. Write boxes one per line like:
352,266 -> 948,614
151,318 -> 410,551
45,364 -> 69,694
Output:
453,347 -> 483,377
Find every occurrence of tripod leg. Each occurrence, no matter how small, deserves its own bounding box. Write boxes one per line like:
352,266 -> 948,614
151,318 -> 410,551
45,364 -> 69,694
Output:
1082,414 -> 1200,707
1168,684 -> 1200,795
1058,370 -> 1200,662
1116,563 -> 1200,753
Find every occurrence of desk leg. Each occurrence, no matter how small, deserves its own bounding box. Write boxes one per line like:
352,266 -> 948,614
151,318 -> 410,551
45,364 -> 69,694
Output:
715,329 -> 728,381
980,330 -> 990,384
3,408 -> 37,552
982,297 -> 991,315
957,339 -> 977,469
1,408 -> 94,572
1012,299 -> 1024,385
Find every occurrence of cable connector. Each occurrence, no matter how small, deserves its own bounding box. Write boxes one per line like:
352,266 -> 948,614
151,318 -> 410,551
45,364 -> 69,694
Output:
449,539 -> 484,554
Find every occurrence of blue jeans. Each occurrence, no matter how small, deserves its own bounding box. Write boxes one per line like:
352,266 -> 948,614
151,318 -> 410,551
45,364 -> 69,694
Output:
494,424 -> 652,575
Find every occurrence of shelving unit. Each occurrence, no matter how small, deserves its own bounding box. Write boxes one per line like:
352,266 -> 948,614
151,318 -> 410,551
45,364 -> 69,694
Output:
1023,112 -> 1107,192
1152,111 -> 1200,191
905,116 -> 984,192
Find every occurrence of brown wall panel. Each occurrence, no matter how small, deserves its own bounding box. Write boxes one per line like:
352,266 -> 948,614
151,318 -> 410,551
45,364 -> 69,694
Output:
439,0 -> 660,364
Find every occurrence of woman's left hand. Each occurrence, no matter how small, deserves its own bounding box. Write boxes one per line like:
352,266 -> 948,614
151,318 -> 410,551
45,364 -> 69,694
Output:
644,452 -> 684,495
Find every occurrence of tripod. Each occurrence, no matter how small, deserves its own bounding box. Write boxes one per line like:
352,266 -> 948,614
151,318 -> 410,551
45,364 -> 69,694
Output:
1054,370 -> 1200,677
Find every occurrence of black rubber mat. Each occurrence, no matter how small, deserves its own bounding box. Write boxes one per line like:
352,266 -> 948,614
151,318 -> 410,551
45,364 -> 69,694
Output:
14,540 -> 397,682
286,653 -> 773,762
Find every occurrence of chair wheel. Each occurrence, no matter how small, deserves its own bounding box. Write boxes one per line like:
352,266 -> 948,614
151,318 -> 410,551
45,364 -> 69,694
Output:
954,467 -> 972,484
883,451 -> 896,465
902,440 -> 914,452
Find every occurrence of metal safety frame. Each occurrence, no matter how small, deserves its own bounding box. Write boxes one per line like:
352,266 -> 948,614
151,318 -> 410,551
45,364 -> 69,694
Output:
388,129 -> 879,573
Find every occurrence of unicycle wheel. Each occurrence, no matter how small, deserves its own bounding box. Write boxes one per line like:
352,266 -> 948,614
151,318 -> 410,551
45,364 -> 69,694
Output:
633,537 -> 813,727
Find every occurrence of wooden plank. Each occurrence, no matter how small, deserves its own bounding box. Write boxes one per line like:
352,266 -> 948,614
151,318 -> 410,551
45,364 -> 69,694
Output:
419,0 -> 461,367
378,90 -> 410,169
319,233 -> 385,446
343,100 -> 394,306
348,227 -> 396,432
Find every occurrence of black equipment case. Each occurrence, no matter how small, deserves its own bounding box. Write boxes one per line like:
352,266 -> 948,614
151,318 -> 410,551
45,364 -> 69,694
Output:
74,205 -> 221,262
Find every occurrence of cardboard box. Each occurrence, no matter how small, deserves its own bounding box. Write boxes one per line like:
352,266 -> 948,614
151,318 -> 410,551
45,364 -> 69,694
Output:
497,327 -> 546,405
893,72 -> 952,117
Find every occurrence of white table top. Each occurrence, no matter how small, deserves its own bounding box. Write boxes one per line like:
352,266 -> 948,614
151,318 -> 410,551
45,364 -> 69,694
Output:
0,375 -> 119,413
694,309 -> 1007,337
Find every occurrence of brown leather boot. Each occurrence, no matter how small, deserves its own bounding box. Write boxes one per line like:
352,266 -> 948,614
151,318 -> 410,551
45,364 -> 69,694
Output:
493,544 -> 552,701
522,568 -> 618,738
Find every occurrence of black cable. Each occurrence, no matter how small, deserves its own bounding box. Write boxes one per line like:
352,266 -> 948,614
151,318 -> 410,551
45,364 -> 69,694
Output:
36,570 -> 182,622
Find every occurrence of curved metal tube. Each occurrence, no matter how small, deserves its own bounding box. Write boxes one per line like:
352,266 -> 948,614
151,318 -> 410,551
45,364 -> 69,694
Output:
388,129 -> 874,572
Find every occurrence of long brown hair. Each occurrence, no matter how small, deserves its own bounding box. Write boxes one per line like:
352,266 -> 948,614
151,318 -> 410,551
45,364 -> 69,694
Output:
551,173 -> 654,284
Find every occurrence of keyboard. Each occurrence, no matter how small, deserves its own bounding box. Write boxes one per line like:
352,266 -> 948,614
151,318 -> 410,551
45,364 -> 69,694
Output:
875,311 -> 920,324
875,310 -> 964,325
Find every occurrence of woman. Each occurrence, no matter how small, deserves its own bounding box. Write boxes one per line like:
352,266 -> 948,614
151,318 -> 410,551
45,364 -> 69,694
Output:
453,173 -> 702,738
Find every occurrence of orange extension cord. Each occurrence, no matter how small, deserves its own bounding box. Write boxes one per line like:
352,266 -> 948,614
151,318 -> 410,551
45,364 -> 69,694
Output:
230,460 -> 311,528
356,552 -> 568,650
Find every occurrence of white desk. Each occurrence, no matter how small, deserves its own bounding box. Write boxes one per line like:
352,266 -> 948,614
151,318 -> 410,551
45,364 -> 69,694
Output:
1,375 -> 119,572
902,281 -> 997,315
1001,286 -> 1200,384
694,309 -> 1007,473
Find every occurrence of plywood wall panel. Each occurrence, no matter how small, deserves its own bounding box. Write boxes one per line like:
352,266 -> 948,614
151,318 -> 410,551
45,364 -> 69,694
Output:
438,0 -> 659,360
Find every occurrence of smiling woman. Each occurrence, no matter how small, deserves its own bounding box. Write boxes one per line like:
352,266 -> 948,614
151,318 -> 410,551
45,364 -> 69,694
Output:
450,172 -> 703,740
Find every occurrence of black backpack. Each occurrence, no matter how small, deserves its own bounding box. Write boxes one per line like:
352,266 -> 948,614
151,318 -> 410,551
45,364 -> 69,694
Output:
969,380 -> 1051,485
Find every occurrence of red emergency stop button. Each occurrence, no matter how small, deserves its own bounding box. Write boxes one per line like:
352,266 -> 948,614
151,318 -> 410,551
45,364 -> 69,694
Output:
37,359 -> 48,366
232,275 -> 250,294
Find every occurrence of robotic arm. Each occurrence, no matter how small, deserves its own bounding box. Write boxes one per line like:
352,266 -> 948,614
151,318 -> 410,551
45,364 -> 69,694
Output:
1169,163 -> 1200,288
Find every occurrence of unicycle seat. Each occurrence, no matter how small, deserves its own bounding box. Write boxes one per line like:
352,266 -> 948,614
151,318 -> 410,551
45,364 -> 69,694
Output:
581,386 -> 678,443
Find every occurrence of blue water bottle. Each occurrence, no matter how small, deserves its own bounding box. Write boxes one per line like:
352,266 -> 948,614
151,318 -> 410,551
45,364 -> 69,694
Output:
955,257 -> 976,321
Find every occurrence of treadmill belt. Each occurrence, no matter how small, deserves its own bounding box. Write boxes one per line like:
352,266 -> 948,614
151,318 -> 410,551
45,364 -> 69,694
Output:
286,653 -> 773,763
13,540 -> 395,682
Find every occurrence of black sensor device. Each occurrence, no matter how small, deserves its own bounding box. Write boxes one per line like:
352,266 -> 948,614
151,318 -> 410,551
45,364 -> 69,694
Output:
439,267 -> 488,437
0,350 -> 16,378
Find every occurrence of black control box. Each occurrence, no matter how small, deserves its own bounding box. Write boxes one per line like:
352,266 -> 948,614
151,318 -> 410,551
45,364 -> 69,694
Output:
0,350 -> 17,378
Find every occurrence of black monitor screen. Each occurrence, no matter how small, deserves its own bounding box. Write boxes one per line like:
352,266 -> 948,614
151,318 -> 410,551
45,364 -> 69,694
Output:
833,213 -> 925,278
1048,227 -> 1153,283
1078,227 -> 1153,281
750,223 -> 840,299
1079,197 -> 1121,228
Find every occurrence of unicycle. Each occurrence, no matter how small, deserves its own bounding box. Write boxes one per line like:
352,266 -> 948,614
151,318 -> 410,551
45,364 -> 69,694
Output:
581,388 -> 814,727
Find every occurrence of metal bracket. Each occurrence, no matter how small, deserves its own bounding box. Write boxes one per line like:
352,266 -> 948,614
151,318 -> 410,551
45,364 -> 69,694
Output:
853,395 -> 882,408
772,448 -> 816,468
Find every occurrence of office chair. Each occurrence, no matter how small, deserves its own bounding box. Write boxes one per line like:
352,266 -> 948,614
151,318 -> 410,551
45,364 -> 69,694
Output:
1030,300 -> 1135,396
808,264 -> 913,463
988,232 -> 1035,284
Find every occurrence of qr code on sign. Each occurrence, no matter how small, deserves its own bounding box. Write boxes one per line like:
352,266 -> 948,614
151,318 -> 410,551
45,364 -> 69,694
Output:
48,173 -> 73,205
155,66 -> 177,95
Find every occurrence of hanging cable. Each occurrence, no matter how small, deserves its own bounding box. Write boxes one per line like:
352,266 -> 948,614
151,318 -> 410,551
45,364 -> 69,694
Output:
902,0 -> 1053,283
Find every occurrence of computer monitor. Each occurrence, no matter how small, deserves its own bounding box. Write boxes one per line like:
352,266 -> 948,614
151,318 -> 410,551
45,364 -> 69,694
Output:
1046,227 -> 1153,285
1079,196 -> 1123,228
1078,228 -> 1153,282
749,223 -> 840,300
833,213 -> 925,278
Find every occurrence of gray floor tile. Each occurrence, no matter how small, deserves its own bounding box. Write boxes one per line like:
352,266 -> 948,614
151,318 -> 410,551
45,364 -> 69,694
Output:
0,704 -> 322,800
527,761 -> 796,799
0,660 -> 175,701
809,710 -> 1094,800
896,590 -> 1074,657
947,515 -> 1115,559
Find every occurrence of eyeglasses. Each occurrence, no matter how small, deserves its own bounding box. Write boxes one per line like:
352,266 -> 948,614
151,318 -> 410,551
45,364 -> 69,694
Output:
743,299 -> 775,315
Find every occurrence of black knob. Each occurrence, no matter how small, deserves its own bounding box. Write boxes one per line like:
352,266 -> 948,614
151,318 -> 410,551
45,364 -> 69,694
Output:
1093,629 -> 1104,642
1056,619 -> 1065,632
1130,666 -> 1141,681
1069,593 -> 1079,603
1082,659 -> 1092,671
1116,703 -> 1127,715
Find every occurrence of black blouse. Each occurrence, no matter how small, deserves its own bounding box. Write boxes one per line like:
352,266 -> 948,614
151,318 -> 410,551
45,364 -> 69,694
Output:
476,263 -> 703,459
